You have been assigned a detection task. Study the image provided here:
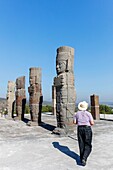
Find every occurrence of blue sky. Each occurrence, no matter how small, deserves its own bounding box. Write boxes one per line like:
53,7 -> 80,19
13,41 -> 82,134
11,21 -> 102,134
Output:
0,0 -> 113,103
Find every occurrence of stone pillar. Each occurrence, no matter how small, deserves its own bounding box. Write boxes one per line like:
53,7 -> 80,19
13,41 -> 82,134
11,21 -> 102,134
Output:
53,46 -> 76,135
28,67 -> 43,125
52,85 -> 56,115
90,94 -> 100,120
6,81 -> 15,118
15,76 -> 26,120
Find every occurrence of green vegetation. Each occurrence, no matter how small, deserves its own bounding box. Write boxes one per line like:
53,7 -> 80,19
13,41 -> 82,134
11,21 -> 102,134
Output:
99,105 -> 113,114
75,107 -> 78,112
4,109 -> 8,115
25,104 -> 52,113
42,105 -> 52,112
25,104 -> 30,114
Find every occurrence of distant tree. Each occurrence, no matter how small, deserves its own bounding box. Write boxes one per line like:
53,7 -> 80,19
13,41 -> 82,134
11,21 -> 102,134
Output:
25,104 -> 30,114
99,105 -> 113,114
3,108 -> 8,115
42,105 -> 52,112
75,107 -> 78,112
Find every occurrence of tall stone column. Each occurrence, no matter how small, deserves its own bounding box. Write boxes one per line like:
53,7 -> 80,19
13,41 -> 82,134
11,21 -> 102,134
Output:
28,67 -> 43,125
52,85 -> 56,115
15,76 -> 26,120
6,81 -> 15,118
90,94 -> 100,120
53,46 -> 76,135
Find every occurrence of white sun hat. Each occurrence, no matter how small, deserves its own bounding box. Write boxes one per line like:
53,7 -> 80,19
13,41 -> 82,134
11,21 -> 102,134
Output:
78,101 -> 88,111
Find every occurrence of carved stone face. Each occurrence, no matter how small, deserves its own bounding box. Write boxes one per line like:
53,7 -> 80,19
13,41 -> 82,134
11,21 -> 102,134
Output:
29,77 -> 35,85
56,60 -> 66,75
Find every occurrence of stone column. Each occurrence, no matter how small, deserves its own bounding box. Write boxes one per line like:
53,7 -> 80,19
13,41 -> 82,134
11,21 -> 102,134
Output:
28,67 -> 43,125
90,94 -> 100,120
53,46 -> 76,135
15,76 -> 26,120
6,81 -> 15,118
52,85 -> 56,115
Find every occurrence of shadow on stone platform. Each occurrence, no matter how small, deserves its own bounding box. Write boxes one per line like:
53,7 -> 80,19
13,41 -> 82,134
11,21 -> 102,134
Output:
39,122 -> 56,131
100,118 -> 113,122
23,118 -> 31,124
52,142 -> 82,166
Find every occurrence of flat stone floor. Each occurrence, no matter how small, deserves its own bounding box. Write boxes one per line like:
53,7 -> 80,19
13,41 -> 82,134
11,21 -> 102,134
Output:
0,113 -> 113,170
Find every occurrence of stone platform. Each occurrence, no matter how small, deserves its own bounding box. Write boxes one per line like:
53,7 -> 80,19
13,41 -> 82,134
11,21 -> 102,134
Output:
0,113 -> 113,170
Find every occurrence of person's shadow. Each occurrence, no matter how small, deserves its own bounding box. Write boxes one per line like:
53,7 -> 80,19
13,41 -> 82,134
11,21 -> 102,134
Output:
52,142 -> 82,166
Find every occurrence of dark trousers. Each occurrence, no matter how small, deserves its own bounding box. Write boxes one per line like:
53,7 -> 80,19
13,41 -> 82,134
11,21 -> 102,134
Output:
77,126 -> 92,161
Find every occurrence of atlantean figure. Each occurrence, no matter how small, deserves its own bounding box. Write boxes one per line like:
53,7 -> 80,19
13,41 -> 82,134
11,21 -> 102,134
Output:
53,46 -> 76,135
28,67 -> 43,125
6,81 -> 15,118
15,76 -> 26,120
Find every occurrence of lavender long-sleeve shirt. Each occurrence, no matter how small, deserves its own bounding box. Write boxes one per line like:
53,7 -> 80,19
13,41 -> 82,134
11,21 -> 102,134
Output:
74,110 -> 94,126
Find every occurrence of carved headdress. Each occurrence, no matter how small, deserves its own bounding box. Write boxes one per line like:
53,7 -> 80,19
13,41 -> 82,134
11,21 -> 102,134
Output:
56,46 -> 74,73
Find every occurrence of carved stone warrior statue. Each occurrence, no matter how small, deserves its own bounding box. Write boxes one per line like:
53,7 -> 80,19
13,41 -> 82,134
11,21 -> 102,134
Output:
15,76 -> 26,120
6,81 -> 15,118
53,46 -> 76,134
28,67 -> 43,125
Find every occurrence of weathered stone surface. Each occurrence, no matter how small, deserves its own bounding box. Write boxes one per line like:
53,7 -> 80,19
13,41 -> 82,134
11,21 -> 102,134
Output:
53,46 -> 76,135
90,94 -> 100,120
6,81 -> 15,117
15,76 -> 26,120
0,113 -> 113,170
28,67 -> 43,124
16,76 -> 25,89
